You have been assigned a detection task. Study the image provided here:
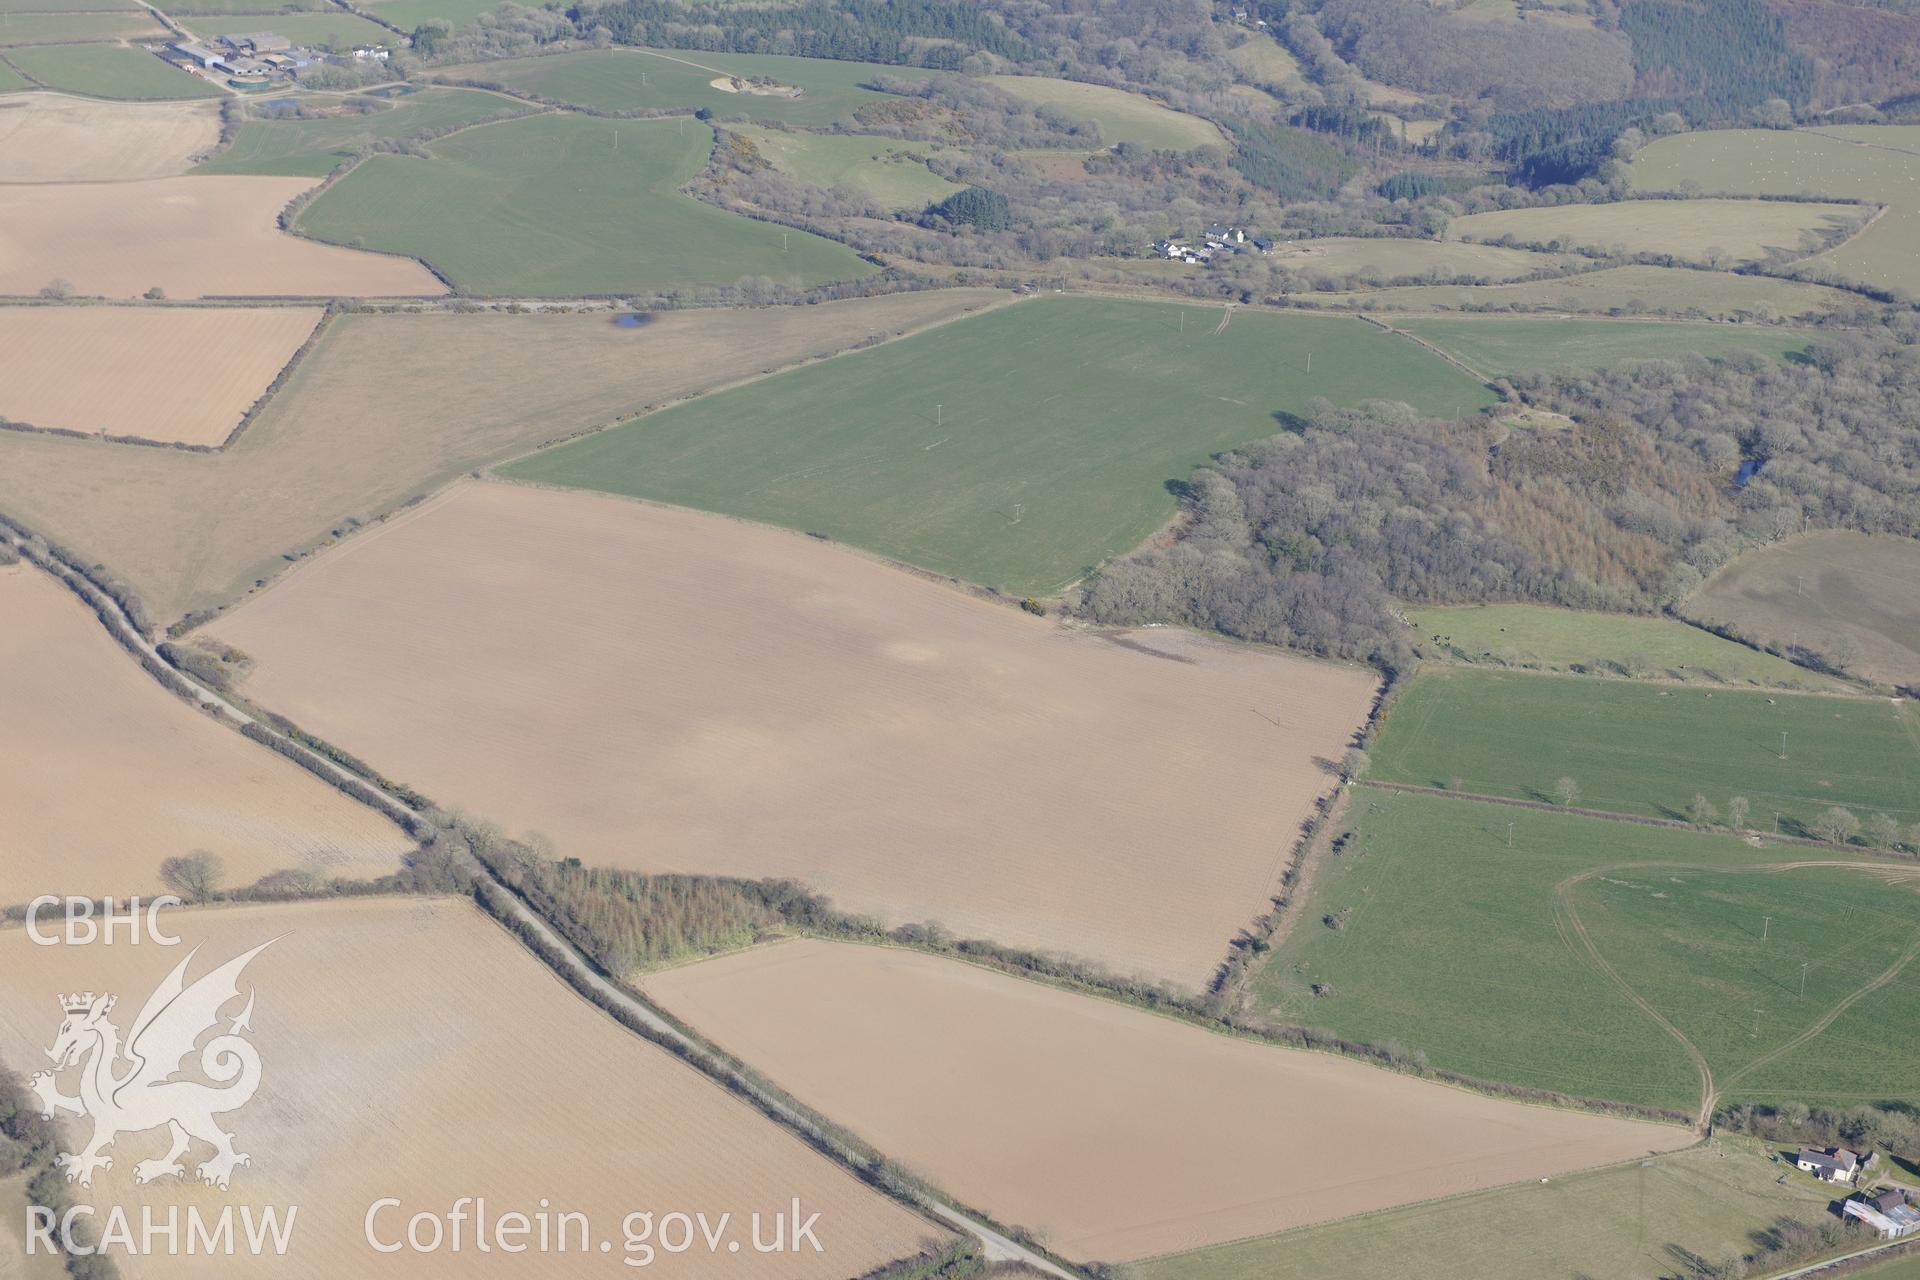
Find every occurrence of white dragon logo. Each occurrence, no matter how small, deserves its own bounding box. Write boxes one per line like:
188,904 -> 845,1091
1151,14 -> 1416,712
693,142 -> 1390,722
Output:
29,940 -> 275,1192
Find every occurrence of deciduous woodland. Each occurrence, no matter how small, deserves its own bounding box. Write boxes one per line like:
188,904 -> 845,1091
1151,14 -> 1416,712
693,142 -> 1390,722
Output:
1084,326 -> 1920,676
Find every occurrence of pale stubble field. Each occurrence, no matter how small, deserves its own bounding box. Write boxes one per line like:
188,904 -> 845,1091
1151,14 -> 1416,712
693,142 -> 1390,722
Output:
0,176 -> 441,298
208,480 -> 1380,987
0,566 -> 410,905
646,940 -> 1694,1263
0,306 -> 320,444
0,93 -> 219,182
0,899 -> 943,1278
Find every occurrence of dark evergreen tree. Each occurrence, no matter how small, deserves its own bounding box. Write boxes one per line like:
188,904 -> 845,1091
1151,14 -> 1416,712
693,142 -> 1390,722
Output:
926,186 -> 1013,230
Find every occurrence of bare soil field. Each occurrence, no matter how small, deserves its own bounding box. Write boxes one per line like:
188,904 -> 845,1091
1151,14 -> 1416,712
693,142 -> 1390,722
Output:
645,940 -> 1694,1264
0,290 -> 1003,623
208,481 -> 1379,987
0,306 -> 320,444
1685,531 -> 1920,688
0,566 -> 410,906
0,175 -> 441,298
0,898 -> 943,1278
0,92 -> 216,180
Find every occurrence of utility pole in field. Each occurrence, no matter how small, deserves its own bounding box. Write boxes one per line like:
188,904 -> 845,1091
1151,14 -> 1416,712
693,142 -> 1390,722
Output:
1762,915 -> 1771,941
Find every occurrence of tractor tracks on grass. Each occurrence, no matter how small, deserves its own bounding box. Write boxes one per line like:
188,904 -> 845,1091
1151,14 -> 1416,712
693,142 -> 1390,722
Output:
1720,919 -> 1920,1095
1551,864 -> 1717,1134
1553,859 -> 1920,1134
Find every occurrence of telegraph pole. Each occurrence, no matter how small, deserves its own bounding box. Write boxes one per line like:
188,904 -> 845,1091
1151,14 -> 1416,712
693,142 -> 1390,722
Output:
1762,915 -> 1771,941
1800,961 -> 1810,996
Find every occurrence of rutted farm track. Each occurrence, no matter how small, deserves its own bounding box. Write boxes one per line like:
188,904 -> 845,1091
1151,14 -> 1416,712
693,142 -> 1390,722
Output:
1552,859 -> 1920,1132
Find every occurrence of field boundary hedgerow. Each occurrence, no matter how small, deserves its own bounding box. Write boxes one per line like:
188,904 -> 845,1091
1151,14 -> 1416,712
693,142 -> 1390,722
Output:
1355,310 -> 1494,381
0,511 -> 1081,1279
0,1060 -> 114,1279
1358,778 -> 1920,858
1,504 -> 1695,1171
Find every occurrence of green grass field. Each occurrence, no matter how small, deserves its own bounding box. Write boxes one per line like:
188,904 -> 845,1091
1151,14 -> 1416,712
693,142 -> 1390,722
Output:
1578,857 -> 1920,1109
1393,316 -> 1814,376
1369,666 -> 1920,831
4,41 -> 223,98
361,0 -> 498,31
1224,35 -> 1305,89
727,125 -> 960,208
0,53 -> 29,90
1304,264 -> 1858,320
1135,1136 -> 1849,1280
1851,1250 -> 1920,1280
297,112 -> 873,295
0,0 -> 136,10
152,0 -> 332,13
984,74 -> 1223,149
1403,603 -> 1844,691
0,10 -> 161,43
1630,128 -> 1920,297
182,10 -> 396,48
196,87 -> 527,176
1687,532 -> 1920,693
1257,789 -> 1920,1113
500,297 -> 1497,595
434,48 -> 934,127
1264,236 -> 1575,281
1109,241 -> 1571,288
1449,198 -> 1864,265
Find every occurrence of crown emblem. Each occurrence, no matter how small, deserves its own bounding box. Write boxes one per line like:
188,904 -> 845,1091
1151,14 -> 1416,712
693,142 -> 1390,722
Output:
59,992 -> 103,1014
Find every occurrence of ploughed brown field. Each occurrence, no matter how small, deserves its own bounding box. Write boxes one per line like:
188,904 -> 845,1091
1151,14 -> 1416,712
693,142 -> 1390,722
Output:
1686,530 -> 1920,689
0,307 -> 320,444
209,480 -> 1379,987
0,291 -> 1005,623
645,940 -> 1695,1264
0,899 -> 944,1278
0,94 -> 219,182
0,176 -> 441,298
0,565 -> 410,905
